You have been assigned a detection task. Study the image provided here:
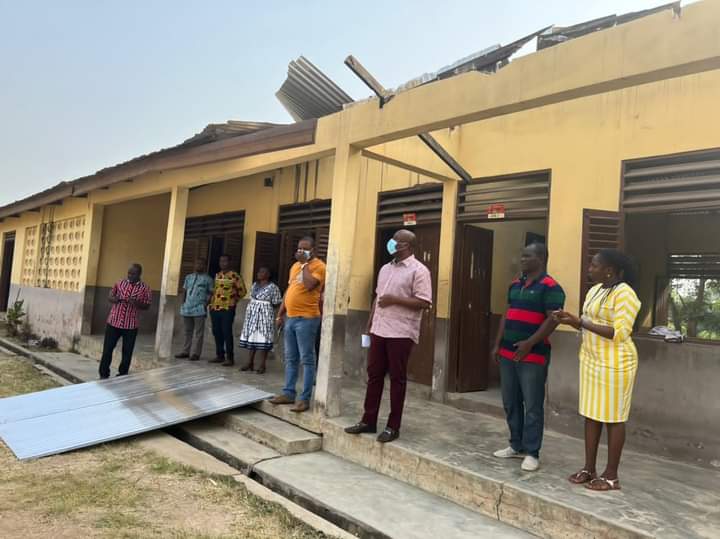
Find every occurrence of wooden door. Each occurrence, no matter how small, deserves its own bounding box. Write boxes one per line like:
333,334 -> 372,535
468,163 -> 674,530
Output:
253,231 -> 281,283
454,225 -> 493,392
0,234 -> 15,312
374,225 -> 440,386
278,230 -> 306,293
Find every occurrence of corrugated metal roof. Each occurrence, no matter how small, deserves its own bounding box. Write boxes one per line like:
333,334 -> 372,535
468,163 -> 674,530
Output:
276,56 -> 354,121
181,120 -> 283,146
394,28 -> 549,94
538,2 -> 680,50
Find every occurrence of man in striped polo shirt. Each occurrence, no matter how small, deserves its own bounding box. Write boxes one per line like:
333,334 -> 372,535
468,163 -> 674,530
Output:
491,243 -> 565,472
99,263 -> 152,379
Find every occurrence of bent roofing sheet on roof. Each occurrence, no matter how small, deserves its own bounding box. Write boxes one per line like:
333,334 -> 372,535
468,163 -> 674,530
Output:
276,56 -> 354,121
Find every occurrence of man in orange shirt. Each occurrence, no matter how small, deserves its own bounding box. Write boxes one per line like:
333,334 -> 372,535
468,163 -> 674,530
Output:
269,236 -> 326,413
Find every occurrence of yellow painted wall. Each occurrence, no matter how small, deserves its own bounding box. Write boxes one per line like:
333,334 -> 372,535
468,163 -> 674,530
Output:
95,194 -> 170,289
455,68 -> 720,314
471,220 -> 548,314
185,154 -> 441,299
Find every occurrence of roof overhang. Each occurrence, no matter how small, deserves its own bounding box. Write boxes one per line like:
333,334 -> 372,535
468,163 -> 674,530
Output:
0,119 -> 317,220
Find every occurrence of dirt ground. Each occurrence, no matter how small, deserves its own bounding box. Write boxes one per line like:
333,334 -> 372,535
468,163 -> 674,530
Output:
0,353 -> 328,539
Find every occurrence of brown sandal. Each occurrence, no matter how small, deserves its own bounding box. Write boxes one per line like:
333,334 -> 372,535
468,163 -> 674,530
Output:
585,477 -> 621,491
568,469 -> 596,484
240,364 -> 254,372
255,365 -> 266,374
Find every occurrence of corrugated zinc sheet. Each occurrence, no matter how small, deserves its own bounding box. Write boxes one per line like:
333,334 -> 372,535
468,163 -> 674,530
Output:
0,365 -> 272,460
276,56 -> 354,121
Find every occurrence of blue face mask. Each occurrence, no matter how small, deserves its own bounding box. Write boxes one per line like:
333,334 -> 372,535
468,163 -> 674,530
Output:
386,238 -> 398,255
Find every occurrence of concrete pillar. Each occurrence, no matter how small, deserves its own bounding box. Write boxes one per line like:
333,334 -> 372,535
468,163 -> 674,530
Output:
80,203 -> 105,336
155,186 -> 189,359
431,179 -> 458,402
315,143 -> 363,417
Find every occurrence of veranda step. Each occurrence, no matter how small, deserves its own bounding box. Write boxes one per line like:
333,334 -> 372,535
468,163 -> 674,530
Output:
174,420 -> 281,473
253,451 -> 535,539
215,408 -> 322,455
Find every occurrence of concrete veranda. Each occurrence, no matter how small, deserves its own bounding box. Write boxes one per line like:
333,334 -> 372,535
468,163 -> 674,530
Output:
9,332 -> 712,538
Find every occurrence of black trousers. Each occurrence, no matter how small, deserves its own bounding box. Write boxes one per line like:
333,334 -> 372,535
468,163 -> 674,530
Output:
210,308 -> 236,360
99,324 -> 138,378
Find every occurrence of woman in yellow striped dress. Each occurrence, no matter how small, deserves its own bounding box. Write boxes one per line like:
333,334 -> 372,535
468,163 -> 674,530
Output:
553,249 -> 641,492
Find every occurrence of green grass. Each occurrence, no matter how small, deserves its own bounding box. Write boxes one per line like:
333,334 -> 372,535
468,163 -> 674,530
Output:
0,355 -> 57,397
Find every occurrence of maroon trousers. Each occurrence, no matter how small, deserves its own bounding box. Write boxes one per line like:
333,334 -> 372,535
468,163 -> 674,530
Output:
361,334 -> 414,431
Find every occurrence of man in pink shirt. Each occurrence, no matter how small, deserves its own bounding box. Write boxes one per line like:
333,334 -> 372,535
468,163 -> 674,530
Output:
345,229 -> 432,443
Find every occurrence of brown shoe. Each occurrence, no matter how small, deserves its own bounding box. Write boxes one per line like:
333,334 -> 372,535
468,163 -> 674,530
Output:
268,394 -> 294,405
290,401 -> 309,413
208,357 -> 224,364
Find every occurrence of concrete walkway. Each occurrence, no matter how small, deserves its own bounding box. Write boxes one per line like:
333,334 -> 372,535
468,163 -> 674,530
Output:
4,337 -> 720,538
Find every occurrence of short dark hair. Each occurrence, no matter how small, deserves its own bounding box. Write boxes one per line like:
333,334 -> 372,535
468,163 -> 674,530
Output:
299,236 -> 315,247
130,263 -> 142,274
526,243 -> 548,264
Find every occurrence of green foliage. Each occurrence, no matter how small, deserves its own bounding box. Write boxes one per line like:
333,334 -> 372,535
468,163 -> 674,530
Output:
668,278 -> 720,340
6,293 -> 26,337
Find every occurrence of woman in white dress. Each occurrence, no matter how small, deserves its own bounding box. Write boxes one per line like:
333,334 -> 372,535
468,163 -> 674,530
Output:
239,267 -> 282,374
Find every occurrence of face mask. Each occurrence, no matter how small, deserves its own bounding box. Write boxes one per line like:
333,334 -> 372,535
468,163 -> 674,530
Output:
386,238 -> 398,256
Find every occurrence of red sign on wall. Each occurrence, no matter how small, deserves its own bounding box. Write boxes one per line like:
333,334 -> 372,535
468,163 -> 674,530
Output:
487,203 -> 506,219
403,212 -> 417,226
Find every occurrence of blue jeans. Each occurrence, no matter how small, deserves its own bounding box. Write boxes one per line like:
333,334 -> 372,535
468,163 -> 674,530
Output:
282,316 -> 321,402
499,358 -> 549,458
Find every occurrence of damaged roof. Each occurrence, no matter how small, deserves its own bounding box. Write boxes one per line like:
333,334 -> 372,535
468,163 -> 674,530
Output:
275,56 -> 354,122
538,2 -> 680,50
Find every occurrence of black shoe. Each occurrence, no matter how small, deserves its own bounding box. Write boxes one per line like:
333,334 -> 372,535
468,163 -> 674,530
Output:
99,375 -> 109,380
344,422 -> 377,435
377,428 -> 399,443
208,357 -> 224,364
189,355 -> 200,361
175,352 -> 190,359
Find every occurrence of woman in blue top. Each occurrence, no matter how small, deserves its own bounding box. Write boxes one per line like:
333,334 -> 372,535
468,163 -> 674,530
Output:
176,259 -> 214,361
239,267 -> 282,374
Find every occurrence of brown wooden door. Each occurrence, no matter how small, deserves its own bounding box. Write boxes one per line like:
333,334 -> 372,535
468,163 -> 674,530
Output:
253,231 -> 281,283
0,234 -> 15,312
374,225 -> 440,386
454,225 -> 493,392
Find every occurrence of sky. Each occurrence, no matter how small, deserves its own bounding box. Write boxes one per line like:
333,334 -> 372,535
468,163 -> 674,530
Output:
0,0 -> 675,206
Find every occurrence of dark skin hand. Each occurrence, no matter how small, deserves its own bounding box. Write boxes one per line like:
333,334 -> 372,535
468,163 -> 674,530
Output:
368,229 -> 430,331
491,245 -> 558,362
109,265 -> 149,310
552,253 -> 618,340
294,239 -> 320,291
277,241 -> 320,329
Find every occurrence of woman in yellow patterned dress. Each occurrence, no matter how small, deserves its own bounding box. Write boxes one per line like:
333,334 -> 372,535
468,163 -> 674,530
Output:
553,249 -> 641,492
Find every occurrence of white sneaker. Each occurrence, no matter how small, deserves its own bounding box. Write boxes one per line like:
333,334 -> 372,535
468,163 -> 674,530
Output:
521,455 -> 540,471
493,446 -> 525,459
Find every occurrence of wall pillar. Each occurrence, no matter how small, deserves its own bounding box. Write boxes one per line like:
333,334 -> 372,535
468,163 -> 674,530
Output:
155,187 -> 189,359
315,143 -> 363,417
431,179 -> 458,402
80,203 -> 105,336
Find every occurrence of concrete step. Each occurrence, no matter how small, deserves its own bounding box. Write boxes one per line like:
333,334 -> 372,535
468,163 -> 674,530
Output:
174,421 -> 281,473
254,451 -> 535,539
215,408 -> 322,455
